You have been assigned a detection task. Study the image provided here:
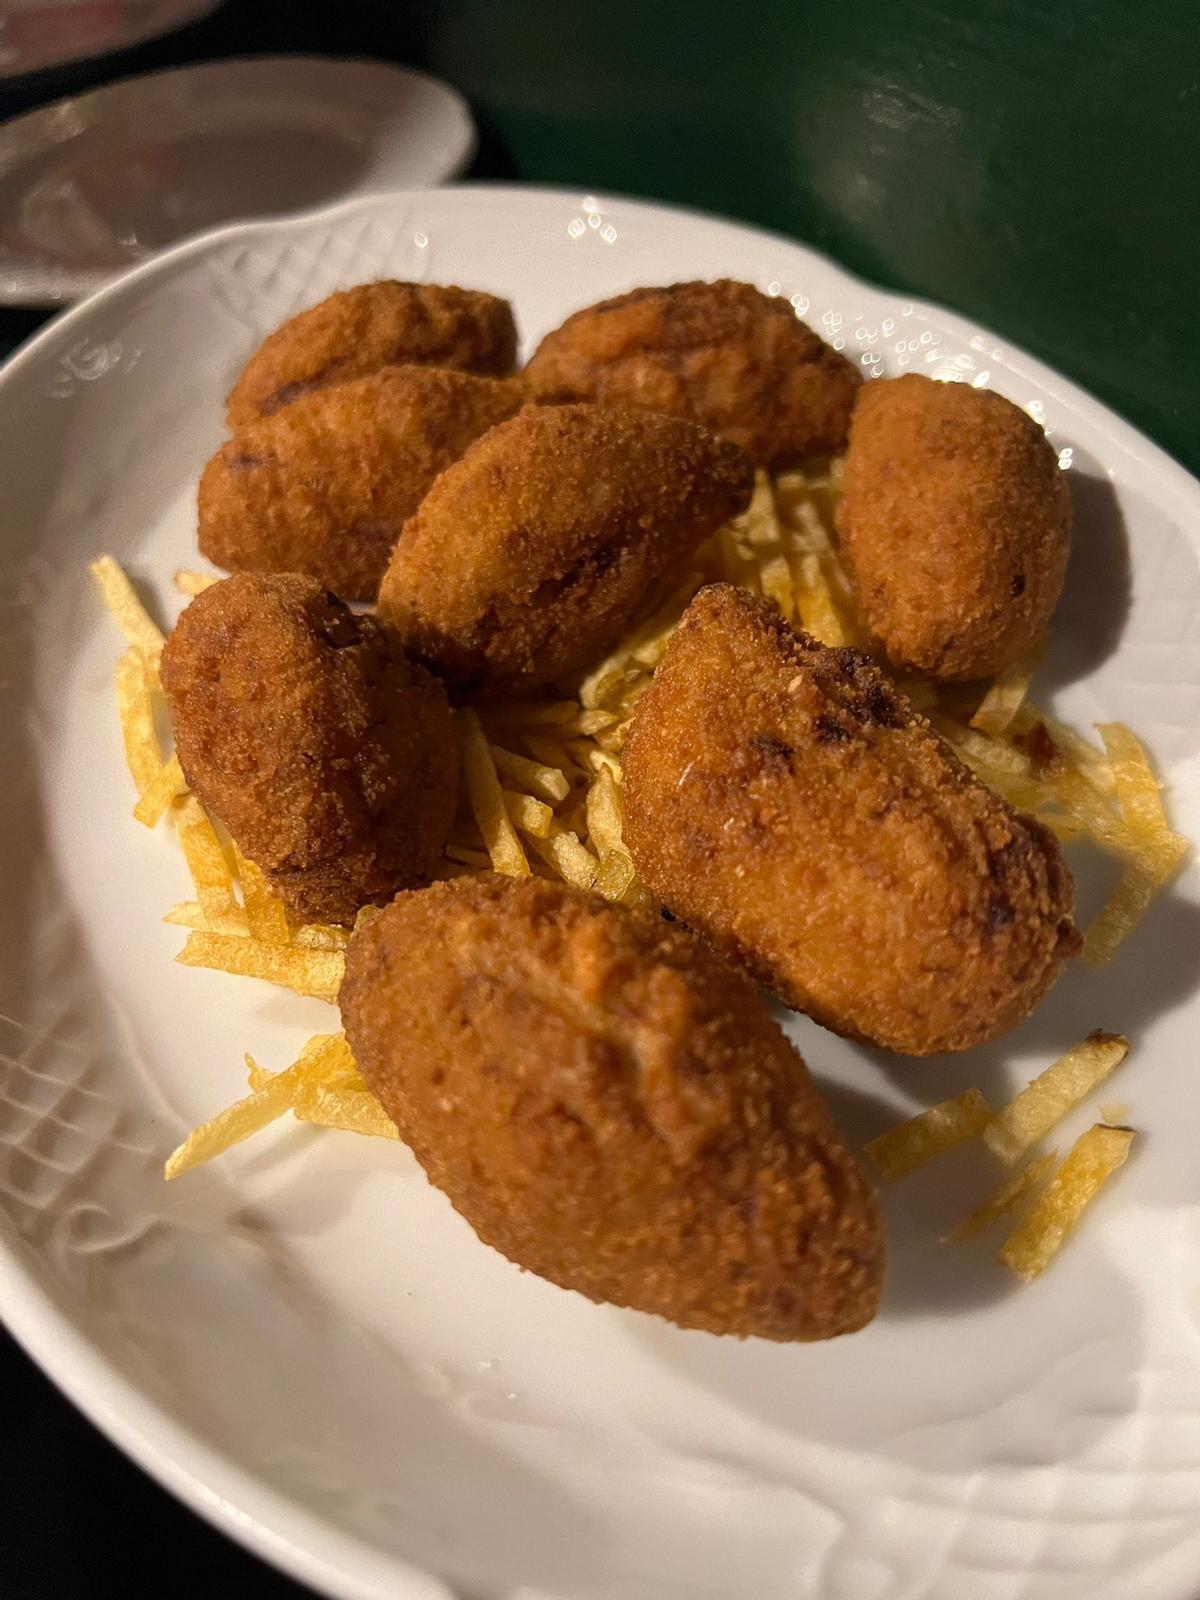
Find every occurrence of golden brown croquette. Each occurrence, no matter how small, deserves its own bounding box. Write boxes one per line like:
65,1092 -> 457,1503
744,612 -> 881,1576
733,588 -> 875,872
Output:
622,585 -> 1079,1055
835,374 -> 1072,681
226,281 -> 518,427
376,403 -> 753,698
524,279 -> 860,463
199,367 -> 524,601
339,873 -> 883,1340
160,574 -> 458,924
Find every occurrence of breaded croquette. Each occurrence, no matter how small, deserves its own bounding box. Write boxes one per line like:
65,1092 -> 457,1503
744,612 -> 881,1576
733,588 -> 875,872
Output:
622,585 -> 1080,1055
836,374 -> 1072,680
339,873 -> 884,1340
226,281 -> 518,427
376,404 -> 753,697
160,574 -> 458,924
523,279 -> 860,463
199,367 -> 524,601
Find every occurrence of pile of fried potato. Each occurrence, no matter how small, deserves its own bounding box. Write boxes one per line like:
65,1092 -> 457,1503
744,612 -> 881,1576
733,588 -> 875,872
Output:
92,458 -> 1187,1278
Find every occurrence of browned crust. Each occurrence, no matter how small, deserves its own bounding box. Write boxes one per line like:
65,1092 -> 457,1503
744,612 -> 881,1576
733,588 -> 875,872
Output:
340,873 -> 883,1340
225,281 -> 518,427
835,373 -> 1072,680
622,584 -> 1080,1055
524,279 -> 860,463
160,573 -> 459,923
376,403 -> 753,697
199,367 -> 524,601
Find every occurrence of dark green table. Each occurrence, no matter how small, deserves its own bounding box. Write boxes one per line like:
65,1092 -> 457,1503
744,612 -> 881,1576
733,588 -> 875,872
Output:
2,5 -> 1197,1597
2,0 -> 1197,474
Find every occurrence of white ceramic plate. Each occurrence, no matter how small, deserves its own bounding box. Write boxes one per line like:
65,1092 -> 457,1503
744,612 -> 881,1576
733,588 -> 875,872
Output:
1,186 -> 1199,1600
0,57 -> 476,305
0,0 -> 219,80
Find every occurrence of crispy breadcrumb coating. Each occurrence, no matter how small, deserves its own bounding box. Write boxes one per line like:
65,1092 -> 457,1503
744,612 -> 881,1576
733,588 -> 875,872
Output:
226,281 -> 518,426
524,279 -> 860,463
622,585 -> 1079,1055
836,374 -> 1072,680
376,403 -> 753,697
160,574 -> 458,924
200,367 -> 524,601
340,873 -> 883,1340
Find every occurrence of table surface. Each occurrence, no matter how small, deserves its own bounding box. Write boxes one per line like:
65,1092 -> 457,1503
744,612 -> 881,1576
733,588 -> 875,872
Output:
2,3 -> 1197,1597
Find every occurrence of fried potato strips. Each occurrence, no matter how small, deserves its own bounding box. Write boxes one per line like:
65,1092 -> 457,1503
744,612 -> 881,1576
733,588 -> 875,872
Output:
133,753 -> 187,828
176,931 -> 345,999
984,1031 -> 1129,1166
970,649 -> 1039,735
95,416 -> 1181,1234
864,1090 -> 993,1181
114,648 -> 162,800
460,710 -> 530,877
945,1152 -> 1057,1242
90,555 -> 165,656
163,1033 -> 389,1178
999,1124 -> 1135,1280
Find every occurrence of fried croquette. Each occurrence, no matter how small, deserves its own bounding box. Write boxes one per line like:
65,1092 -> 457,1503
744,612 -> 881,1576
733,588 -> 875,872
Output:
622,585 -> 1080,1055
339,873 -> 883,1340
376,403 -> 753,697
225,281 -> 518,427
836,373 -> 1072,681
199,367 -> 524,601
160,574 -> 458,924
523,279 -> 860,463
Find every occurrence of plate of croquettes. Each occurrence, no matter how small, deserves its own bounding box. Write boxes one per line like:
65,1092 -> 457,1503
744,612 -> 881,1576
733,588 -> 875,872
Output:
1,185 -> 1199,1600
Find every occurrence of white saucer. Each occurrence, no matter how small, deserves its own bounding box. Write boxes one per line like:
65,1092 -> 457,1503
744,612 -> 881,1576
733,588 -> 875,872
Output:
0,0 -> 220,80
0,56 -> 477,305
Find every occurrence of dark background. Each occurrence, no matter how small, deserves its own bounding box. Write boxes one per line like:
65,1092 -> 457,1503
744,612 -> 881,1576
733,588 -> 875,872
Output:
3,3 -> 1197,1596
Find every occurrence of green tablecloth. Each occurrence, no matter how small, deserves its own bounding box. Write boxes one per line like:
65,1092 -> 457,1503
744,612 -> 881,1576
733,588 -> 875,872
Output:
1,1 -> 1196,467
426,0 -> 1197,476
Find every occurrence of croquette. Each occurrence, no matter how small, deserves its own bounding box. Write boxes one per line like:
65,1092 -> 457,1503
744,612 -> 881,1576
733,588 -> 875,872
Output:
339,873 -> 883,1340
376,403 -> 753,697
523,279 -> 860,463
160,574 -> 458,924
836,373 -> 1072,681
622,585 -> 1079,1055
199,367 -> 524,601
226,281 -> 518,427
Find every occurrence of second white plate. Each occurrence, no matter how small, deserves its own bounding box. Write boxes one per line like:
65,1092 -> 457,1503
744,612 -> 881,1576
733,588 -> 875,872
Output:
0,56 -> 477,305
